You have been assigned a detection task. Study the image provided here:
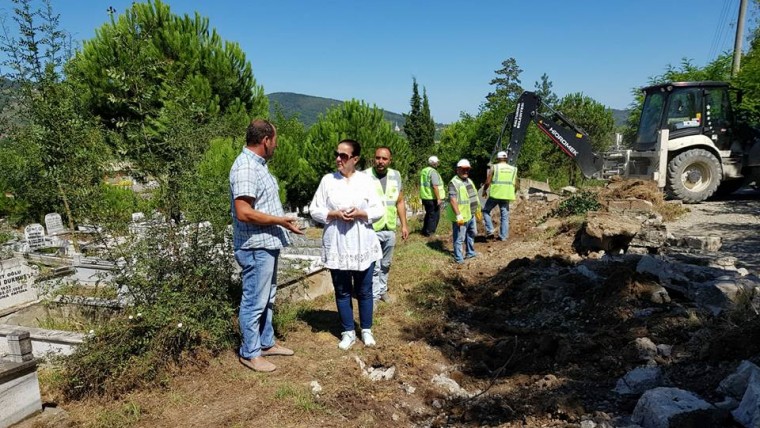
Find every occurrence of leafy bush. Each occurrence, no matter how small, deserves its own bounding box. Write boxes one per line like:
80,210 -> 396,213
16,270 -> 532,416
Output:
71,183 -> 160,235
180,137 -> 239,230
546,190 -> 601,218
60,223 -> 239,399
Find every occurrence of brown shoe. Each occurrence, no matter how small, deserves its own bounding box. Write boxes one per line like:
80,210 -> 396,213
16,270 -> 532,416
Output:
261,344 -> 295,357
239,356 -> 276,372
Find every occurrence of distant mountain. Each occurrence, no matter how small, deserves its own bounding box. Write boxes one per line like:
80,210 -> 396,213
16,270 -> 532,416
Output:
611,108 -> 630,128
267,92 -> 406,128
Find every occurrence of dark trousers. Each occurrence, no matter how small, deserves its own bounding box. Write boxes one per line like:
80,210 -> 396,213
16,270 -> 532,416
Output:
422,199 -> 440,236
330,263 -> 375,331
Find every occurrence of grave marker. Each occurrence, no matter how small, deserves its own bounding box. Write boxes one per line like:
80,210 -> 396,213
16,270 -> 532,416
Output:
0,258 -> 38,312
44,213 -> 65,236
23,224 -> 45,251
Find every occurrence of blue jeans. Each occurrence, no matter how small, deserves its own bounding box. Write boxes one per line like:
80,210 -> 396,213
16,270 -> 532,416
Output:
235,248 -> 279,359
331,262 -> 375,332
452,218 -> 477,263
372,231 -> 396,300
483,198 -> 510,240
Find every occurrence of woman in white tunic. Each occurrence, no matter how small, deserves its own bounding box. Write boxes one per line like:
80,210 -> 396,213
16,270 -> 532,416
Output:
309,139 -> 384,350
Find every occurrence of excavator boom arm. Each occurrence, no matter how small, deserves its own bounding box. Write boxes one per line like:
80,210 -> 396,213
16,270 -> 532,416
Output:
505,91 -> 604,178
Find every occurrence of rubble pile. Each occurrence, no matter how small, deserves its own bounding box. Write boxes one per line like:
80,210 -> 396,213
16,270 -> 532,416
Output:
423,179 -> 760,427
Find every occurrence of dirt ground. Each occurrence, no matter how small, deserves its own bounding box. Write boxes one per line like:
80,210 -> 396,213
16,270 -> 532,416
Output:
27,182 -> 760,428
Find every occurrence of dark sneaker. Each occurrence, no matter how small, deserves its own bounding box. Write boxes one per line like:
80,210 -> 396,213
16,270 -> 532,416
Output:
261,344 -> 294,357
239,356 -> 276,372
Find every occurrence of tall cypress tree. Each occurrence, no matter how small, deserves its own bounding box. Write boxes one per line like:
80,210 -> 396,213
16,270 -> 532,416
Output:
403,77 -> 426,170
421,87 -> 436,147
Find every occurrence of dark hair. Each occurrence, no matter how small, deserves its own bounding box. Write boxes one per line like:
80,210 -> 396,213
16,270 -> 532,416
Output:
245,119 -> 275,146
376,146 -> 392,156
339,139 -> 361,157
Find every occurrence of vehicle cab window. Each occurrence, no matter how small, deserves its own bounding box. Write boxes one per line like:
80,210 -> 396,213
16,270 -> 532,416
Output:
665,88 -> 702,131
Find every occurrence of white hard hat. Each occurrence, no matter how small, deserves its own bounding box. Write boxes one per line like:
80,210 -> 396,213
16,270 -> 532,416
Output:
456,159 -> 471,168
497,151 -> 508,159
428,156 -> 439,165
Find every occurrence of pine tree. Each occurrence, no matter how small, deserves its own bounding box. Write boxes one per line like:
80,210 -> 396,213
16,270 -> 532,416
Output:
533,73 -> 559,108
66,0 -> 268,221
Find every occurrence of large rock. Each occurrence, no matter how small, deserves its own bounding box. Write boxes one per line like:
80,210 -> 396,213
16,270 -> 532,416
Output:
579,212 -> 642,253
585,212 -> 642,239
634,255 -> 760,313
668,235 -> 722,252
606,198 -> 655,215
632,387 -> 723,428
630,224 -> 668,249
520,178 -> 552,193
688,276 -> 760,316
733,370 -> 760,427
719,360 -> 760,400
614,366 -> 664,396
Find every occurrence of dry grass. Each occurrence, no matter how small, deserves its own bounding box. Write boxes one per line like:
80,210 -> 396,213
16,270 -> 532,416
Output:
601,177 -> 689,221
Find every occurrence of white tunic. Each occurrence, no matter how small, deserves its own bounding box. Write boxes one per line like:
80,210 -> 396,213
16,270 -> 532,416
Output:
309,171 -> 384,271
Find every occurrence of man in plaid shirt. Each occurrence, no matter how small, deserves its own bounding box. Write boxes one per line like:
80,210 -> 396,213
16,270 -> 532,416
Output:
230,119 -> 303,373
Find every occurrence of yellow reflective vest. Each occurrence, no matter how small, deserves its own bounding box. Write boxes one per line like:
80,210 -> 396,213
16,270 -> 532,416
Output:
445,176 -> 480,222
489,163 -> 517,200
366,168 -> 401,231
419,166 -> 444,200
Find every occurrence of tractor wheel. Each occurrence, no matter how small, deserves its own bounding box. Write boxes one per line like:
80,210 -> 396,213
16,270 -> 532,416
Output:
665,149 -> 722,203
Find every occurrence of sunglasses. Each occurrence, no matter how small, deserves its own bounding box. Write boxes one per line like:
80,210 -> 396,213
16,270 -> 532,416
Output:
334,151 -> 355,161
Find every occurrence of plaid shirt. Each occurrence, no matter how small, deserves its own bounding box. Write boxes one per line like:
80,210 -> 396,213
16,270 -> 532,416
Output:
229,147 -> 290,250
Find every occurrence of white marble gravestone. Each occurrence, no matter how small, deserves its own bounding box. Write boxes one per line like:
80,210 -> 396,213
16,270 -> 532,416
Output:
44,213 -> 65,236
0,258 -> 38,312
23,224 -> 45,251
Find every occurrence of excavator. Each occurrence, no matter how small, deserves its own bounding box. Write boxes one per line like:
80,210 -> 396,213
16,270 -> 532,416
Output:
500,82 -> 760,202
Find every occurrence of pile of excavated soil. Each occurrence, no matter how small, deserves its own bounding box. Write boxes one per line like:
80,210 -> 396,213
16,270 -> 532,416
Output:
412,180 -> 760,426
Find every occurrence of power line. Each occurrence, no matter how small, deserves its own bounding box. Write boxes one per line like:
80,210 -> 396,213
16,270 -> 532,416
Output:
708,0 -> 733,60
719,0 -> 740,57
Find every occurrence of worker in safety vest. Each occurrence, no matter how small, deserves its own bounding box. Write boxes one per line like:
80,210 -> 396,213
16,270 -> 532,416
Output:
445,159 -> 481,264
419,156 -> 444,237
482,151 -> 517,241
365,146 -> 408,303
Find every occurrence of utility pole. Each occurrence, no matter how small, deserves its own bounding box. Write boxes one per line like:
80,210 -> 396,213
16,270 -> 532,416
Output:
732,0 -> 749,77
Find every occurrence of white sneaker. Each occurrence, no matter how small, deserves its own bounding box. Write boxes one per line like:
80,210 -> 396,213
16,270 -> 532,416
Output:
361,329 -> 376,347
338,331 -> 356,350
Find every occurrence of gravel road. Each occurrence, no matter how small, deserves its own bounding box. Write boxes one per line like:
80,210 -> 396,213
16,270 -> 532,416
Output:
666,187 -> 760,274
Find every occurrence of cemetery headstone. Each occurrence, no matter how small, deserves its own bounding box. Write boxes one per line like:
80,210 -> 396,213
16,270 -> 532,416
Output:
44,213 -> 65,236
0,257 -> 38,313
23,224 -> 45,251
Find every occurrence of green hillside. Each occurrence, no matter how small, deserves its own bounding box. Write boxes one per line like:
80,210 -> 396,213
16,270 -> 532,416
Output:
611,108 -> 630,127
267,92 -> 406,128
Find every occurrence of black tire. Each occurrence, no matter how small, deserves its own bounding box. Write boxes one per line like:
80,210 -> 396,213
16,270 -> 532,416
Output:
666,149 -> 722,203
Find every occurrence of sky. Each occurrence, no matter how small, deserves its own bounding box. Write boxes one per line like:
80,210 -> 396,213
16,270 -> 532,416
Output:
5,0 -> 758,123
